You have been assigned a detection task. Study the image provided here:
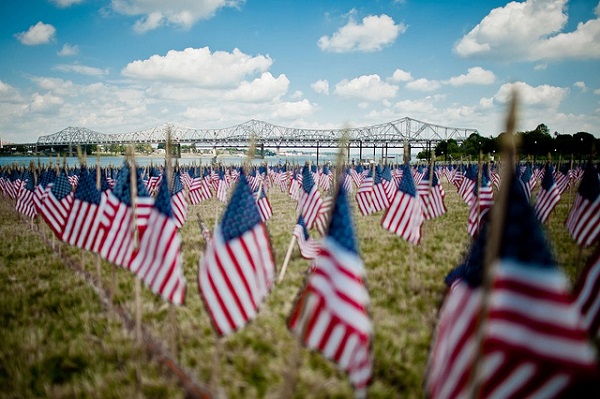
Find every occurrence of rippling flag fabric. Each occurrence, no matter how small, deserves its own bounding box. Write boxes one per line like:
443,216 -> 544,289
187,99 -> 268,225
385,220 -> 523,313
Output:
62,167 -> 104,251
371,165 -> 390,212
565,163 -> 600,247
170,171 -> 188,229
298,164 -> 323,230
293,214 -> 320,260
130,176 -> 187,305
355,169 -> 374,216
426,176 -> 599,399
466,167 -> 493,238
39,170 -> 74,238
288,183 -> 373,397
94,163 -> 139,268
254,183 -> 273,223
573,249 -> 600,339
188,169 -> 212,204
534,163 -> 561,224
382,164 -> 423,244
15,171 -> 37,218
198,172 -> 275,336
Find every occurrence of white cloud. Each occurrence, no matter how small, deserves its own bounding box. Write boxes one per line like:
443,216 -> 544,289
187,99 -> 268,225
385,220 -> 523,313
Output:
28,92 -> 64,113
57,43 -> 79,56
224,72 -> 289,102
405,78 -> 441,92
121,47 -> 272,88
594,88 -> 600,95
133,12 -> 164,33
446,67 -> 495,86
290,90 -> 303,100
50,0 -> 84,7
318,14 -> 406,53
54,64 -> 109,76
334,74 -> 398,101
388,69 -> 412,83
111,0 -> 244,31
272,99 -> 316,119
15,22 -> 56,45
311,79 -> 329,95
494,81 -> 568,109
534,63 -> 547,70
454,0 -> 600,61
574,81 -> 587,92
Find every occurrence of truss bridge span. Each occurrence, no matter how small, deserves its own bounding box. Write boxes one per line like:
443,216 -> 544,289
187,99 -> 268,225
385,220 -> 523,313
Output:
36,117 -> 478,150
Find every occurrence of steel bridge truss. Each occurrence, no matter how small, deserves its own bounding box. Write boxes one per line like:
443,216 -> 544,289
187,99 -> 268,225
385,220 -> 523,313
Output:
36,117 -> 478,148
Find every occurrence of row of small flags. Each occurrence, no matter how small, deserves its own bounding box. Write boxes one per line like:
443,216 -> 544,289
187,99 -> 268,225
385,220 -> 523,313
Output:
1,158 -> 599,397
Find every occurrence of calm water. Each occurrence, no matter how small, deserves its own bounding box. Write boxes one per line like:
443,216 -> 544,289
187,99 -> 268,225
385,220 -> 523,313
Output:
0,154 -> 341,168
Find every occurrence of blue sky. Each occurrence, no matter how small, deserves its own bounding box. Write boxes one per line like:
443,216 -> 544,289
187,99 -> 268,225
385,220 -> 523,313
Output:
1,0 -> 599,144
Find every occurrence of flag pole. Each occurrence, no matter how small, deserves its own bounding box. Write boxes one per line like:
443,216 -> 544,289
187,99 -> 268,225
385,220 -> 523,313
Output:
278,234 -> 296,283
126,146 -> 142,344
95,157 -> 103,291
165,128 -> 179,360
467,89 -> 519,397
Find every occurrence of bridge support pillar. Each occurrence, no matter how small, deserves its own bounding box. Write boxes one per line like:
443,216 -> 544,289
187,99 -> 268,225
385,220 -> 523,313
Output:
316,142 -> 320,166
359,140 -> 362,162
403,140 -> 411,164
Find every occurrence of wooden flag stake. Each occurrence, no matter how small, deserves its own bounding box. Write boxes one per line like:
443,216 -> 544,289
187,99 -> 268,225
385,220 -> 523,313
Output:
467,89 -> 519,398
278,234 -> 296,283
127,146 -> 142,344
165,128 -> 179,360
95,157 -> 103,290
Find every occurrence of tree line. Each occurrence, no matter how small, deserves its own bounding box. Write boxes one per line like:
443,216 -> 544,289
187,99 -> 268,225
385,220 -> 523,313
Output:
418,124 -> 599,162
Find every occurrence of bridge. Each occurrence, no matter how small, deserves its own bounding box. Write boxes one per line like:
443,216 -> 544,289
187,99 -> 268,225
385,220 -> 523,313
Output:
30,117 -> 479,162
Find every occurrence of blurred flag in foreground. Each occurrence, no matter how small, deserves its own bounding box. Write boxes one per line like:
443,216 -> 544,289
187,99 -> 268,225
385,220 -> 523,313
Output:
426,174 -> 599,399
288,183 -> 373,398
292,214 -> 320,260
198,172 -> 275,336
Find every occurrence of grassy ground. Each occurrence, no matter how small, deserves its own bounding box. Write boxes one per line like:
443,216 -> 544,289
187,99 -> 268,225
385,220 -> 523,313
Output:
0,178 -> 595,398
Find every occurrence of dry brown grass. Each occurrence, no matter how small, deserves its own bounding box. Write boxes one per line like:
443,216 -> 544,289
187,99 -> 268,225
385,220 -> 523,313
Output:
0,177 -> 593,398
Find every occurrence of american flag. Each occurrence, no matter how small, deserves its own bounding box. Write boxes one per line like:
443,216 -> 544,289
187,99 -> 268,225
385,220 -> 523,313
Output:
293,214 -> 321,259
288,183 -> 373,397
94,163 -> 138,268
381,164 -> 424,244
170,171 -> 188,229
33,169 -> 54,214
572,249 -> 600,339
130,176 -> 187,305
355,169 -> 374,216
62,167 -> 105,251
467,167 -> 494,238
565,162 -> 600,247
371,165 -> 391,212
519,163 -> 535,203
554,164 -> 571,195
288,169 -> 302,201
534,163 -> 561,224
15,171 -> 37,218
198,172 -> 275,336
145,166 -> 162,196
426,176 -> 599,398
216,168 -> 229,203
342,168 -> 354,195
188,169 -> 212,204
39,170 -> 74,239
298,164 -> 323,230
419,169 -> 446,220
254,183 -> 273,223
458,165 -> 476,205
315,195 -> 333,237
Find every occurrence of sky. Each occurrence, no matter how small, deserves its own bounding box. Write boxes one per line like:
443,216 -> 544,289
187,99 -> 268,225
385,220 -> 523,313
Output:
1,0 -> 599,144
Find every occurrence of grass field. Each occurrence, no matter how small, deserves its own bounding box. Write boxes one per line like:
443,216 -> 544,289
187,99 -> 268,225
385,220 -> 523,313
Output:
0,177 -> 595,398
